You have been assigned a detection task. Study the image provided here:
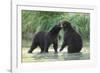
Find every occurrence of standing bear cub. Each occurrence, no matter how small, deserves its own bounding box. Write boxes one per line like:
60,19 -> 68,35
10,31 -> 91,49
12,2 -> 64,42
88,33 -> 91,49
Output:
28,23 -> 62,54
59,21 -> 83,53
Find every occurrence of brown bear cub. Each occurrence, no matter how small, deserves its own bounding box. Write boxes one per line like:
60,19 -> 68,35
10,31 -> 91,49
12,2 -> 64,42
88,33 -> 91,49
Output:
59,20 -> 83,53
28,23 -> 62,54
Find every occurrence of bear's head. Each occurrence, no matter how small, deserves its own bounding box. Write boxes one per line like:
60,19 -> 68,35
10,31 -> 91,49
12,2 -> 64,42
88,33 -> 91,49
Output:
53,22 -> 63,30
59,20 -> 72,30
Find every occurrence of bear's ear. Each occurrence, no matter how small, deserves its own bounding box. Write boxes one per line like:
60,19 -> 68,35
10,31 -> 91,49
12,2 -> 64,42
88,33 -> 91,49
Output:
63,21 -> 71,25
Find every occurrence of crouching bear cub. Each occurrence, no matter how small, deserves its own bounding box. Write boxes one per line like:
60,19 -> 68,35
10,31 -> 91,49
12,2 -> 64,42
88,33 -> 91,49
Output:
59,21 -> 83,53
28,23 -> 62,54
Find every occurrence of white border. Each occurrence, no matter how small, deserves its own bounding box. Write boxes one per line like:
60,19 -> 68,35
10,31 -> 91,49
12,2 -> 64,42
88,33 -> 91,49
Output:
12,4 -> 97,73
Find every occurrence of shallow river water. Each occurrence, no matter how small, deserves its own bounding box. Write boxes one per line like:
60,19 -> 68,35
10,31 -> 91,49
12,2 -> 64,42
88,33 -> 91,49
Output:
22,47 -> 90,62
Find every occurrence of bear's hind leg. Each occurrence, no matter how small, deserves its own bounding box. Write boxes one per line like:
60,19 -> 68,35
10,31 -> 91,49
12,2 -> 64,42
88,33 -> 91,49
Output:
40,47 -> 44,53
68,46 -> 81,53
53,40 -> 58,53
59,42 -> 66,52
28,41 -> 38,53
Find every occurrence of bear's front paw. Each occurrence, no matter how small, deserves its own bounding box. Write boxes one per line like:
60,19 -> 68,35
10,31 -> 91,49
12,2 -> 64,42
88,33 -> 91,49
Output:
59,49 -> 62,52
28,50 -> 32,53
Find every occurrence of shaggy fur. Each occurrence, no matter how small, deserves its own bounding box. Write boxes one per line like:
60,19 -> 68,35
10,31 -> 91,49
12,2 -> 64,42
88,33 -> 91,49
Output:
59,21 -> 83,53
28,24 -> 62,53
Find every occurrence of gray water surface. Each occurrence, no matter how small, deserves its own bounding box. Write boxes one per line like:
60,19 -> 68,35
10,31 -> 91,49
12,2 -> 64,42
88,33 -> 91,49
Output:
22,47 -> 90,62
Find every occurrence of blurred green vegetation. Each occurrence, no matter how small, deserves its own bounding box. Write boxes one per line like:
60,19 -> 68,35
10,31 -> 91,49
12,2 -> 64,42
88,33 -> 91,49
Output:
22,10 -> 90,47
